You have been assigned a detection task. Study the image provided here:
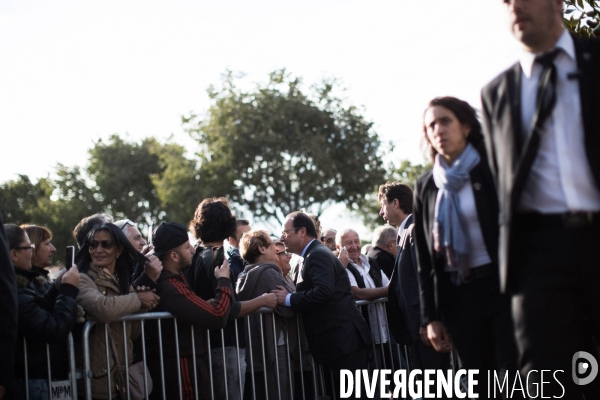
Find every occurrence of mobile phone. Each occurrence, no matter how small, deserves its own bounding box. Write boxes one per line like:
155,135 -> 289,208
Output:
65,246 -> 75,270
211,246 -> 225,269
147,224 -> 153,246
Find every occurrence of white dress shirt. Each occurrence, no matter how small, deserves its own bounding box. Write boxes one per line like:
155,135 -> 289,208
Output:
519,29 -> 600,213
397,214 -> 412,244
346,254 -> 390,344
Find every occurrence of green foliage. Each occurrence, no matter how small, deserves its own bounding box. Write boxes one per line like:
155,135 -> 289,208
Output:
87,135 -> 163,224
0,136 -> 201,264
564,0 -> 600,37
150,142 -> 205,225
185,69 -> 386,223
351,160 -> 430,230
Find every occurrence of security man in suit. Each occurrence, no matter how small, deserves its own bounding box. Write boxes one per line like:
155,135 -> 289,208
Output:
482,0 -> 600,397
272,211 -> 371,399
378,182 -> 449,372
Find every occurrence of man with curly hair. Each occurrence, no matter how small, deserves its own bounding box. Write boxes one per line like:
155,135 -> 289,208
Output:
184,198 -> 275,400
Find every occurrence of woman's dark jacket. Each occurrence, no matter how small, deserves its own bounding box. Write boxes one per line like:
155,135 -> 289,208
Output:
413,157 -> 499,325
14,267 -> 79,380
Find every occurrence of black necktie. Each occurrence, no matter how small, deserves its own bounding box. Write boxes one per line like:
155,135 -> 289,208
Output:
513,48 -> 561,202
530,48 -> 561,132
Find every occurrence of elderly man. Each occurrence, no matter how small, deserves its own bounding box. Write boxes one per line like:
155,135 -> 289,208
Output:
115,219 -> 163,287
482,0 -> 600,396
337,228 -> 391,369
320,228 -> 337,252
272,212 -> 371,399
367,225 -> 397,279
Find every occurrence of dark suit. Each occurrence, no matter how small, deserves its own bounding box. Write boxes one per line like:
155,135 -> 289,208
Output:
289,240 -> 371,399
290,240 -> 371,365
387,215 -> 449,371
481,34 -> 600,293
481,34 -> 600,397
367,246 -> 394,279
414,160 -> 518,395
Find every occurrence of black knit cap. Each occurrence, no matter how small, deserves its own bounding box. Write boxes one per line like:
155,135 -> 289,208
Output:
152,222 -> 189,258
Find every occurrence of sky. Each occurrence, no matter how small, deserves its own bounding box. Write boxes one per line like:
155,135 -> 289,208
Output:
0,0 -> 522,236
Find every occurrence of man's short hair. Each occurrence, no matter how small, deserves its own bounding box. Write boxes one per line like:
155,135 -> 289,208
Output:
286,211 -> 317,239
189,197 -> 237,243
336,228 -> 358,246
377,182 -> 413,214
372,225 -> 397,248
239,229 -> 270,264
73,213 -> 112,249
236,218 -> 250,227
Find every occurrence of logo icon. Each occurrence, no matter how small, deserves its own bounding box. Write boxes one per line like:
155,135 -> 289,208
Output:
572,351 -> 598,385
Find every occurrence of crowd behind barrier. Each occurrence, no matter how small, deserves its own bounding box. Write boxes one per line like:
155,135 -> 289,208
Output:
16,297 -> 461,400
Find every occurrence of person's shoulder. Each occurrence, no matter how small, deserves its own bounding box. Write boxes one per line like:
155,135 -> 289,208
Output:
416,169 -> 433,189
482,62 -> 520,95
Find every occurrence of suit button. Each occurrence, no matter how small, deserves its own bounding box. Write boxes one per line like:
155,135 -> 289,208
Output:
473,182 -> 482,191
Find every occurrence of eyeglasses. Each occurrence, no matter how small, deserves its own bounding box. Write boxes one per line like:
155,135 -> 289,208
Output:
280,227 -> 299,238
89,240 -> 115,250
13,244 -> 35,251
276,251 -> 290,257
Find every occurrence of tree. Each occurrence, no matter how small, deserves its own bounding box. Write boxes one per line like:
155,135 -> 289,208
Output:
0,175 -> 53,224
150,141 -> 206,225
564,0 -> 600,37
87,134 -> 163,225
351,160 -> 430,230
185,69 -> 387,223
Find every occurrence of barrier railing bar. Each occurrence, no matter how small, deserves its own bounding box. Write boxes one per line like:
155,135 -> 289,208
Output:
190,325 -> 199,400
173,318 -> 183,400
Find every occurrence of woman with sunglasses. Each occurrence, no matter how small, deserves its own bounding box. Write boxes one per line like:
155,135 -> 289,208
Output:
5,224 -> 80,399
76,223 -> 159,399
413,97 -> 519,396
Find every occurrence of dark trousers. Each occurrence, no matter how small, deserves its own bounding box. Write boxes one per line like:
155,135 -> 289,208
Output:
512,218 -> 600,399
323,347 -> 370,400
439,270 -> 520,398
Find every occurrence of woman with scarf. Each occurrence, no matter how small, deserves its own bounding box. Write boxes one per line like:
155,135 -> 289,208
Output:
413,97 -> 519,396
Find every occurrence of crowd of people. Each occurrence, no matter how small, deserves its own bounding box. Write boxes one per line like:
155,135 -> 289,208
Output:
1,0 -> 600,399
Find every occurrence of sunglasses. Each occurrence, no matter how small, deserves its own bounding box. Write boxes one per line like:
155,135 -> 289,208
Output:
89,240 -> 115,250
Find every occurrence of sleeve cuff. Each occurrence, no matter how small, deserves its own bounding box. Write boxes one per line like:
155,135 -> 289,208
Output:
58,283 -> 79,299
285,293 -> 292,307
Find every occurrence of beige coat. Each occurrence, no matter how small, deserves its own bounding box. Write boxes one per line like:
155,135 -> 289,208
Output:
77,263 -> 142,399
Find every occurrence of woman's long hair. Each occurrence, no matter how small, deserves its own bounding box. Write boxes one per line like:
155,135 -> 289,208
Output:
422,96 -> 486,163
76,223 -> 146,295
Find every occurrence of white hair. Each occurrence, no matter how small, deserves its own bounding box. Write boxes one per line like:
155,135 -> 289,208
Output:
371,225 -> 397,248
336,228 -> 358,246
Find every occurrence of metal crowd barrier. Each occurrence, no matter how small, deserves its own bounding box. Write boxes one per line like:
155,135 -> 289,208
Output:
18,332 -> 79,400
17,298 -> 424,400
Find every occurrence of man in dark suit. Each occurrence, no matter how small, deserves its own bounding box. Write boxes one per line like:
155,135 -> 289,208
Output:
482,0 -> 600,396
272,211 -> 371,399
378,182 -> 449,371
